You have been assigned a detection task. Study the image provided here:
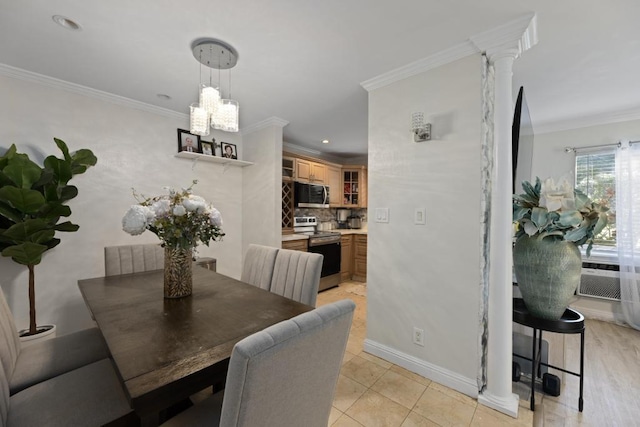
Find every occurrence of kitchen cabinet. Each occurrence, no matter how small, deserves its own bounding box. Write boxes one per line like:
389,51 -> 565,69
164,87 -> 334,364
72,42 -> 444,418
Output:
282,239 -> 308,252
342,166 -> 367,208
327,166 -> 342,207
295,158 -> 326,184
340,235 -> 353,282
282,156 -> 295,181
352,235 -> 367,282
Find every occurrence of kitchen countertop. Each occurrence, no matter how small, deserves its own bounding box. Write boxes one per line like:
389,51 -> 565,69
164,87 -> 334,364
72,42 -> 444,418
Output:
335,228 -> 367,235
282,234 -> 309,242
282,226 -> 367,241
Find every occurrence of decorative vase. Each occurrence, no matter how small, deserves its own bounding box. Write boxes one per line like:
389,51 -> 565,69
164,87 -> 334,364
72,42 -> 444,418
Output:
513,235 -> 582,320
164,247 -> 193,298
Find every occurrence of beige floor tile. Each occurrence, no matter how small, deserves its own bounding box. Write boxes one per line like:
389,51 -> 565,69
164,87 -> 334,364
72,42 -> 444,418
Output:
371,370 -> 427,410
472,403 -> 533,426
341,355 -> 389,388
359,352 -> 393,369
413,387 -> 476,427
428,382 -> 477,407
334,374 -> 368,412
329,406 -> 344,425
389,365 -> 432,387
333,414 -> 365,427
400,411 -> 441,427
345,389 -> 410,427
343,350 -> 357,365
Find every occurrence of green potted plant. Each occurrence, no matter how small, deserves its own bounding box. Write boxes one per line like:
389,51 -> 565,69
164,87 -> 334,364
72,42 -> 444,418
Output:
0,138 -> 97,338
513,177 -> 608,319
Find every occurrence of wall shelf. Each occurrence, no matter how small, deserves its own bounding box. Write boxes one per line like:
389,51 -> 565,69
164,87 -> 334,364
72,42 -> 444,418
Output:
175,151 -> 254,167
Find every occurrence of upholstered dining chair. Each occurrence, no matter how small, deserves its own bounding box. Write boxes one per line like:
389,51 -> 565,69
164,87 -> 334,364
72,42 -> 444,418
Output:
162,299 -> 355,427
104,243 -> 164,276
270,249 -> 323,307
0,289 -> 112,396
240,244 -> 279,290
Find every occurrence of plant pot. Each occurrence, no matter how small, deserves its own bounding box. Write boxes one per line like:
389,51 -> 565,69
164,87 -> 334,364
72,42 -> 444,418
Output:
513,235 -> 582,320
164,247 -> 193,298
19,324 -> 57,348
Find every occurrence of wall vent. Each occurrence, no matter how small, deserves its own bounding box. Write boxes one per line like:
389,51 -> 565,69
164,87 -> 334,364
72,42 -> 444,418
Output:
578,261 -> 621,301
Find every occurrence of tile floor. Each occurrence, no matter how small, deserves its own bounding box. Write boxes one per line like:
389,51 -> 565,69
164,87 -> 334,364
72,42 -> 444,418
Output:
318,281 -> 535,427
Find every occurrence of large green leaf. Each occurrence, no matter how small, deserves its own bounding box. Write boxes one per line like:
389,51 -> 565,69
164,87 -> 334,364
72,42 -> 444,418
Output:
2,219 -> 48,242
531,207 -> 548,229
0,201 -> 22,223
1,242 -> 48,265
54,221 -> 79,232
28,229 -> 56,244
54,138 -> 72,162
70,149 -> 97,175
31,167 -> 54,189
593,212 -> 608,236
558,210 -> 583,227
0,144 -> 17,169
44,155 -> 72,185
513,207 -> 529,221
58,185 -> 78,202
2,155 -> 42,189
37,203 -> 72,220
45,238 -> 61,250
564,225 -> 587,242
0,187 -> 46,214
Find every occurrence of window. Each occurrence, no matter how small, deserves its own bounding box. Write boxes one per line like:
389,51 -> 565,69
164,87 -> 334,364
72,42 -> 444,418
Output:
575,149 -> 616,247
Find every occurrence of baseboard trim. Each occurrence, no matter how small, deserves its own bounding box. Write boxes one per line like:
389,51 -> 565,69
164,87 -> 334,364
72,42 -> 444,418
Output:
478,391 -> 520,418
363,339 -> 478,398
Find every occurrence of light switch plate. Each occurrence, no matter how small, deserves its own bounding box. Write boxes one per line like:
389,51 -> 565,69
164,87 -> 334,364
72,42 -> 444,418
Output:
375,208 -> 389,223
415,208 -> 426,225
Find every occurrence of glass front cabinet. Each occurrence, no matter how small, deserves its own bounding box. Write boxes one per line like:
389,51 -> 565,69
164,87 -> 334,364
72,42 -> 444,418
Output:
342,167 -> 366,207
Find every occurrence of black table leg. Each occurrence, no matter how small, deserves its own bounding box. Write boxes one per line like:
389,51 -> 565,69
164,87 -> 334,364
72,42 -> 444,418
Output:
579,329 -> 585,412
537,330 -> 543,378
531,328 -> 537,411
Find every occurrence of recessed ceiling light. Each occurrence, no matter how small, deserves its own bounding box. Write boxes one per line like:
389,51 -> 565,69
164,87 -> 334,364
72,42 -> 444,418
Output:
157,94 -> 172,100
322,139 -> 329,144
52,15 -> 82,31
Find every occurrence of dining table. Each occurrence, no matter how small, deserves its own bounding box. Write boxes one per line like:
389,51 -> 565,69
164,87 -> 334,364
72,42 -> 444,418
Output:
78,266 -> 313,426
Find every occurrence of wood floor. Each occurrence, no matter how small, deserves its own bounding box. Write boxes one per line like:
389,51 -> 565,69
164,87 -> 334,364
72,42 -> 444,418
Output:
538,318 -> 640,426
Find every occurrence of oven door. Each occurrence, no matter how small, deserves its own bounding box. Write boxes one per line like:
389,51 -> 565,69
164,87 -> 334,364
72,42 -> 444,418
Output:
308,241 -> 341,277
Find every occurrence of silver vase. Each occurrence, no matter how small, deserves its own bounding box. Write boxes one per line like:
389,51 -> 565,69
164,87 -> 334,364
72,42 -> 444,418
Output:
513,235 -> 582,320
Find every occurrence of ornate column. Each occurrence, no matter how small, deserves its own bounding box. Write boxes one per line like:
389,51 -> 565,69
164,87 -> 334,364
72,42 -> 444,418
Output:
471,14 -> 537,418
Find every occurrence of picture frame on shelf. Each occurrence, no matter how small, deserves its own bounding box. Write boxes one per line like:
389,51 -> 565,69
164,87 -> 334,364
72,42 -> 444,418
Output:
221,142 -> 238,160
177,129 -> 200,153
200,141 -> 214,156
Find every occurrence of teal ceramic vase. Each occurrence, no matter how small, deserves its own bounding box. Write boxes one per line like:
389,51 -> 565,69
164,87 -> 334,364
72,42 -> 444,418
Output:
513,235 -> 582,320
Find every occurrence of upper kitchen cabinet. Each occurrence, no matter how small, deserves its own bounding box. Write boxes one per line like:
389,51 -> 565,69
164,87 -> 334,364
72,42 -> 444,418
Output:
295,158 -> 326,184
282,156 -> 295,181
327,166 -> 342,207
342,166 -> 367,208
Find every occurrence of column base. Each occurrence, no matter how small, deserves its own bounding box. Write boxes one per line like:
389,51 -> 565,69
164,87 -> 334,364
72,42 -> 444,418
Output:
478,391 -> 519,418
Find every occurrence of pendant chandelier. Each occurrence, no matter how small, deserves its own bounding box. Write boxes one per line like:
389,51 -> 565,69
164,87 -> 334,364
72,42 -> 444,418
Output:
190,39 -> 239,135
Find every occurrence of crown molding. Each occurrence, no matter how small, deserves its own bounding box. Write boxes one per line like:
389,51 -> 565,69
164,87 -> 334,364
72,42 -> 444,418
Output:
0,63 -> 187,121
360,42 -> 477,92
282,142 -> 353,165
361,13 -> 538,92
535,106 -> 640,135
470,13 -> 537,60
240,116 -> 289,136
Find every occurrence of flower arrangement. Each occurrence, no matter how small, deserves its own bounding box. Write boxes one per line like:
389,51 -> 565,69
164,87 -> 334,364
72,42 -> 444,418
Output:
513,177 -> 608,256
122,181 -> 224,249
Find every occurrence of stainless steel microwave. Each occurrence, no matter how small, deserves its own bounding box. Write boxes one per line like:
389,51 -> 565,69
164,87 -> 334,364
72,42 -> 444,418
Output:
294,182 -> 330,208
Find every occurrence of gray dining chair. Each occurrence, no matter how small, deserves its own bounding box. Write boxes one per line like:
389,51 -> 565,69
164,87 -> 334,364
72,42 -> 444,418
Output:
104,243 -> 164,276
240,244 -> 279,290
161,299 -> 355,427
270,249 -> 323,307
0,288 -> 110,396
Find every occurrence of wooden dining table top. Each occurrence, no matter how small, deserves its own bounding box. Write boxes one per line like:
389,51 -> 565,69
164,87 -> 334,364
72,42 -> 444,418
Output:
78,267 -> 313,422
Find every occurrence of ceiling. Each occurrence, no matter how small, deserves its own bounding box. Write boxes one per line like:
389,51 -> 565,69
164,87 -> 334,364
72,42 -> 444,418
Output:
1,1 -> 639,159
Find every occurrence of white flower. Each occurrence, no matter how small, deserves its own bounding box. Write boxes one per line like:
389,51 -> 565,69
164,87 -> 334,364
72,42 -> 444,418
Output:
173,205 -> 187,216
122,205 -> 150,235
151,199 -> 171,216
209,208 -> 223,227
182,195 -> 206,213
539,177 -> 575,212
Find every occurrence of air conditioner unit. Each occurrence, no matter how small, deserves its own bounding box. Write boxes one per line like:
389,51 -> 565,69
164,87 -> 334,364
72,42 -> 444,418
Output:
578,261 -> 621,301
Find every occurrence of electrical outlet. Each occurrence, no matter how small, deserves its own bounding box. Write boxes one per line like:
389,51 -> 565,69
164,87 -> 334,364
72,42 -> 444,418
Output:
414,208 -> 426,225
413,327 -> 424,346
375,208 -> 389,223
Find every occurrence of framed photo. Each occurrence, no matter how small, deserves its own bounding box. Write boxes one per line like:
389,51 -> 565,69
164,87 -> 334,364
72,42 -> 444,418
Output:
177,129 -> 200,153
221,142 -> 238,160
199,139 -> 215,156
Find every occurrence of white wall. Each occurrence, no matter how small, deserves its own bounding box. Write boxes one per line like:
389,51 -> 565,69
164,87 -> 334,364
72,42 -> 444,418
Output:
0,74 -> 245,335
530,119 -> 640,321
242,121 -> 284,255
365,54 -> 483,395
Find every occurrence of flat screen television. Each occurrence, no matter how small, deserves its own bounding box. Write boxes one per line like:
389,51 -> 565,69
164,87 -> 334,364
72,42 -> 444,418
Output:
512,86 -> 534,194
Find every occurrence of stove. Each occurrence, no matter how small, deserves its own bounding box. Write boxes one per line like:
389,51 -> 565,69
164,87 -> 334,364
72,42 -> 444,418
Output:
293,216 -> 341,291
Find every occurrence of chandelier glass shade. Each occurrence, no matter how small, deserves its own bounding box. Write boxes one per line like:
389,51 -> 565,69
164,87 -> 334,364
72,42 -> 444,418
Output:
190,39 -> 240,135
